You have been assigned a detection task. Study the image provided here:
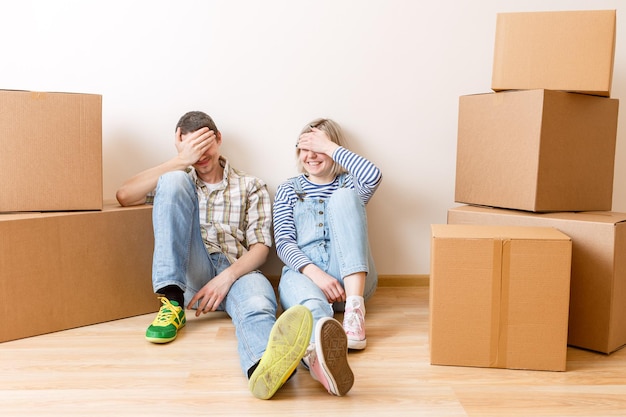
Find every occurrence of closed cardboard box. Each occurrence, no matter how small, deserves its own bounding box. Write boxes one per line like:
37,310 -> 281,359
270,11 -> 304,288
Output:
0,203 -> 158,343
430,224 -> 572,371
0,90 -> 103,212
455,89 -> 618,212
492,10 -> 616,97
448,204 -> 626,354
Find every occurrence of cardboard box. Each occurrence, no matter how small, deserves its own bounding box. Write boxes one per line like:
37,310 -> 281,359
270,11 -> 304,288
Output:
0,203 -> 158,343
430,224 -> 572,371
0,90 -> 103,212
455,89 -> 618,212
448,204 -> 626,354
492,10 -> 616,97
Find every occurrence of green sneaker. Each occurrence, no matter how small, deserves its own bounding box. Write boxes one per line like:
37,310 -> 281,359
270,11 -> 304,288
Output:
249,305 -> 313,400
145,297 -> 186,343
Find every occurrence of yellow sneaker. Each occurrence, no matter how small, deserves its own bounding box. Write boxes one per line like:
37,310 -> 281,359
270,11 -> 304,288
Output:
145,297 -> 186,343
249,305 -> 313,399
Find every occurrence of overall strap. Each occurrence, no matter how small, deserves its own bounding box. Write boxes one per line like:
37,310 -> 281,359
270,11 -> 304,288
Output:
338,172 -> 348,188
291,173 -> 347,201
290,176 -> 306,201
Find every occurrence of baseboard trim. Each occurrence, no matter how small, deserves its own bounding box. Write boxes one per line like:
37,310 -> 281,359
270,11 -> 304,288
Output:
378,274 -> 429,287
268,274 -> 428,288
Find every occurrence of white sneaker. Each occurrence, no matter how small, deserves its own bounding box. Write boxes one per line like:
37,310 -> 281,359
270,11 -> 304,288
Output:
343,300 -> 366,350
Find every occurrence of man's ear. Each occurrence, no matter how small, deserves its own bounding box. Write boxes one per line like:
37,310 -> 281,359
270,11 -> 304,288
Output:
216,131 -> 222,144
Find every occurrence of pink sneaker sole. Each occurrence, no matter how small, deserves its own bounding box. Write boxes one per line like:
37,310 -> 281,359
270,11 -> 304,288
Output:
314,317 -> 354,396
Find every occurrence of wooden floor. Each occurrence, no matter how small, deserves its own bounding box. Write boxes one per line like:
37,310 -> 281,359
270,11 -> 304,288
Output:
2,284 -> 626,416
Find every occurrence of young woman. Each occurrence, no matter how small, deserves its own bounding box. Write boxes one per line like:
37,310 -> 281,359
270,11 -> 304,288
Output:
273,118 -> 382,396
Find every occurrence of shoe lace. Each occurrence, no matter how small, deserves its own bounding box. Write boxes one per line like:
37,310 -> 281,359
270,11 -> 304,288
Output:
303,344 -> 316,369
151,297 -> 182,327
344,308 -> 364,334
304,345 -> 321,381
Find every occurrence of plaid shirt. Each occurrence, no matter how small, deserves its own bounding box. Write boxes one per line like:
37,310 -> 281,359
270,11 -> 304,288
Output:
147,157 -> 272,264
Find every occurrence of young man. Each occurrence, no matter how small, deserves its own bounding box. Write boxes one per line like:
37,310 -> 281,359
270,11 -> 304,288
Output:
116,111 -> 311,400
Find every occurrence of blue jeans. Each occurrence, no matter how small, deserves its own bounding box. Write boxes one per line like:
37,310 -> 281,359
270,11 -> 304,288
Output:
278,187 -> 377,344
152,171 -> 277,374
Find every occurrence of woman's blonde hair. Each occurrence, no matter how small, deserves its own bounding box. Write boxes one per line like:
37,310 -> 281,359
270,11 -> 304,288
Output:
296,118 -> 348,178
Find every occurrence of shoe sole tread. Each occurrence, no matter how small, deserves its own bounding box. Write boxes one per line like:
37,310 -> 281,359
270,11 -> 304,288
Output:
317,318 -> 354,396
249,306 -> 313,399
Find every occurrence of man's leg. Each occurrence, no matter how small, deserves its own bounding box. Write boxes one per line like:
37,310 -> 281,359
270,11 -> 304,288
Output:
225,272 -> 312,399
146,171 -> 202,343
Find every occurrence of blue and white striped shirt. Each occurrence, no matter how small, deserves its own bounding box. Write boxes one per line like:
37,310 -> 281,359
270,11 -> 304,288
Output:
273,146 -> 382,272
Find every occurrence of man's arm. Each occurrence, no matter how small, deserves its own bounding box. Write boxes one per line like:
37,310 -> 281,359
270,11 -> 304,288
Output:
187,243 -> 270,314
115,157 -> 189,206
115,127 -> 214,207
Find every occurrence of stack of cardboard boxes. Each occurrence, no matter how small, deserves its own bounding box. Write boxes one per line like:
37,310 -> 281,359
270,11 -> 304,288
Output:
430,10 -> 621,371
0,90 -> 158,343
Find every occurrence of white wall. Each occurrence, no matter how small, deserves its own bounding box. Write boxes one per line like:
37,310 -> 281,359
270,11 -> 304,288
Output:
2,0 -> 625,275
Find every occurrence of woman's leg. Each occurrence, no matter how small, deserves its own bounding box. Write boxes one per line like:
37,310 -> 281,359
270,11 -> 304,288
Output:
279,266 -> 353,396
278,266 -> 333,345
326,187 -> 378,300
326,188 -> 370,280
326,187 -> 376,349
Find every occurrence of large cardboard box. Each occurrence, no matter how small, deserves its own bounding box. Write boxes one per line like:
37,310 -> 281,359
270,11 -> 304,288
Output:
448,204 -> 626,354
492,10 -> 616,97
0,90 -> 103,212
0,203 -> 158,343
455,89 -> 618,212
430,224 -> 572,371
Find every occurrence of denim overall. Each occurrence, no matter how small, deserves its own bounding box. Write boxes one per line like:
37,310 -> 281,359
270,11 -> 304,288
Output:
278,174 -> 378,343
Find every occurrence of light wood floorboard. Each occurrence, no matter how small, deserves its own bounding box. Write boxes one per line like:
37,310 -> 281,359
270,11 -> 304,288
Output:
1,285 -> 626,416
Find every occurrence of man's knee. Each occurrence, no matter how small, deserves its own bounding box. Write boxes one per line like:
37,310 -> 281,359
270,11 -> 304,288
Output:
155,171 -> 194,199
159,170 -> 190,187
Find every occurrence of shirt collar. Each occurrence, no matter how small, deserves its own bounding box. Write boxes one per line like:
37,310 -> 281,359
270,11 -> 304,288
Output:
189,156 -> 230,188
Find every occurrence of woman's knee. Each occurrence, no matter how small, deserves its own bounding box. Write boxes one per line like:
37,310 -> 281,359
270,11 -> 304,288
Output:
328,188 -> 366,221
279,272 -> 326,311
303,298 -> 333,317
